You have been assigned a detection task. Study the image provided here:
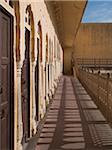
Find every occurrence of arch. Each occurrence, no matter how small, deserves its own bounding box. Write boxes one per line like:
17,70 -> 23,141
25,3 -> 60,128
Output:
26,4 -> 35,61
21,4 -> 35,140
38,21 -> 42,62
21,5 -> 36,140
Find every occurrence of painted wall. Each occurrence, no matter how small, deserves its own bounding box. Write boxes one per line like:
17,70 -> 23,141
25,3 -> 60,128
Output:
75,23 -> 112,59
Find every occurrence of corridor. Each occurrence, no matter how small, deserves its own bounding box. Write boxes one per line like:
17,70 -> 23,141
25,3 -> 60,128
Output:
1,1 -> 112,150
35,76 -> 112,150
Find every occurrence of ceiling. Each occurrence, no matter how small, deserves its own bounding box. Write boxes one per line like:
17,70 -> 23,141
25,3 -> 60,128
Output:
45,1 -> 87,50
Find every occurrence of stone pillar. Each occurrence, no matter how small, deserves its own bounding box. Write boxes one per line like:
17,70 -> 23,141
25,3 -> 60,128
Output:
53,61 -> 56,89
40,64 -> 45,118
32,63 -> 37,135
17,63 -> 23,150
48,64 -> 51,98
46,63 -> 49,104
49,63 -> 52,98
52,64 -> 55,94
44,62 -> 49,107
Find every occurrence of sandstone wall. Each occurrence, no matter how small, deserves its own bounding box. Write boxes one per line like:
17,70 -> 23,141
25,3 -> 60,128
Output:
75,23 -> 112,59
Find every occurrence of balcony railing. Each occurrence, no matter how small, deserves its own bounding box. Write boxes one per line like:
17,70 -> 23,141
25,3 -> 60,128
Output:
74,67 -> 112,123
76,58 -> 112,68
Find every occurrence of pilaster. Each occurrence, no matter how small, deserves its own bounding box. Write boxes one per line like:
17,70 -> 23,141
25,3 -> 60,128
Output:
16,63 -> 23,150
32,62 -> 37,135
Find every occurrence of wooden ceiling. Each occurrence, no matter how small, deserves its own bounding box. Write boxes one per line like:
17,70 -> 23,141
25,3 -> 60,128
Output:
45,1 -> 87,49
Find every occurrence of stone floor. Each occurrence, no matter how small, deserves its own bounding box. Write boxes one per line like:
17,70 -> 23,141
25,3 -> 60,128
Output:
34,76 -> 112,150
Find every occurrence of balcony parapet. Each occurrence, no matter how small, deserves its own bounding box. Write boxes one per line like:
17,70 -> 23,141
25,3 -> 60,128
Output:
74,67 -> 112,124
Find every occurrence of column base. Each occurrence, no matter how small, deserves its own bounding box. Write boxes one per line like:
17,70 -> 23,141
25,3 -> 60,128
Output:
17,142 -> 23,150
17,122 -> 23,150
32,119 -> 37,135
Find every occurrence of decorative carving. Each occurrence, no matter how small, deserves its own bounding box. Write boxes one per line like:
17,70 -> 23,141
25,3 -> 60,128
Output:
26,4 -> 35,62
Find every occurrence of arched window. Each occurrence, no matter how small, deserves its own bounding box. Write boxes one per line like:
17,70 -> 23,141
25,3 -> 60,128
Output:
38,21 -> 42,62
21,4 -> 35,140
25,4 -> 35,61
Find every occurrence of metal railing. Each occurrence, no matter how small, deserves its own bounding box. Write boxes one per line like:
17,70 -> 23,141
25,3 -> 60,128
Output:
74,67 -> 112,123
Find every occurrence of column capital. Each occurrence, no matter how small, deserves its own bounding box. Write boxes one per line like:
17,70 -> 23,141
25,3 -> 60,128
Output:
17,62 -> 23,70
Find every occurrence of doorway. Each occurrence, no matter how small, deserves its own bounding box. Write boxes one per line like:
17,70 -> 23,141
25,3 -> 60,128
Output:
0,6 -> 14,150
21,28 -> 30,142
35,38 -> 39,121
48,64 -> 50,93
